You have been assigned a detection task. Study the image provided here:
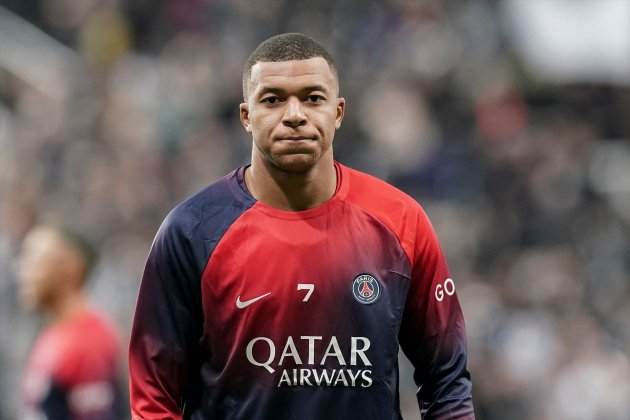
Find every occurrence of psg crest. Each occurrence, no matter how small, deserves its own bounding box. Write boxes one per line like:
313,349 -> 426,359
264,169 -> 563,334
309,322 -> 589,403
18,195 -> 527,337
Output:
352,274 -> 381,304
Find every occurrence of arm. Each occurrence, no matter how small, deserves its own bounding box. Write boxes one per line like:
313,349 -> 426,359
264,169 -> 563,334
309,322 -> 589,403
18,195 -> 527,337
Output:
37,382 -> 72,420
129,211 -> 203,420
399,208 -> 474,420
35,346 -> 125,420
39,381 -> 124,420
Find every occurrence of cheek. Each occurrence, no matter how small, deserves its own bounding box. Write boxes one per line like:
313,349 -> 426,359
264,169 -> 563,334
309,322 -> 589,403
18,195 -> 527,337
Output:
21,258 -> 59,291
251,108 -> 279,128
250,116 -> 274,142
18,273 -> 46,306
315,109 -> 339,138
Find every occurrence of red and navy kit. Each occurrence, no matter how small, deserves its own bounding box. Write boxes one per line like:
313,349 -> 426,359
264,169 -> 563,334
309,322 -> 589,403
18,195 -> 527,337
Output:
129,162 -> 474,420
22,308 -> 126,420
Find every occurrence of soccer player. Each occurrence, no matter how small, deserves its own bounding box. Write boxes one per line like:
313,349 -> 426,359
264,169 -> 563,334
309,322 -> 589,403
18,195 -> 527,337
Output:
18,225 -> 126,420
129,33 -> 474,419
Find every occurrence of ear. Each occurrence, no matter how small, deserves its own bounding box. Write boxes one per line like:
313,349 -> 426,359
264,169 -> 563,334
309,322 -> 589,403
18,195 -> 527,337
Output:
239,102 -> 252,133
335,97 -> 346,129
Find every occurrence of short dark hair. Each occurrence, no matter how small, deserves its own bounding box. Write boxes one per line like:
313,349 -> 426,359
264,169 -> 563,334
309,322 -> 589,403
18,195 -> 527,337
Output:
242,33 -> 337,100
53,225 -> 98,282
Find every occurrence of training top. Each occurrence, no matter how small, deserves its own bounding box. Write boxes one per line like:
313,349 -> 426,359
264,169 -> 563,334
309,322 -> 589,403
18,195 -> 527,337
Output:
22,308 -> 126,420
129,162 -> 474,420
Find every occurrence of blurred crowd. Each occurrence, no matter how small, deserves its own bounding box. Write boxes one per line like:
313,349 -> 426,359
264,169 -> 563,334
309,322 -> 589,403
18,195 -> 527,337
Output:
1,0 -> 629,419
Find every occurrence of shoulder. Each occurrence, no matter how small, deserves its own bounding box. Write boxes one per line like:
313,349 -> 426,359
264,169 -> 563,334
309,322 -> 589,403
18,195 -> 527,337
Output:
151,168 -> 255,268
342,164 -> 422,213
158,168 -> 255,242
341,164 -> 426,228
53,310 -> 120,385
340,164 -> 434,261
80,309 -> 119,346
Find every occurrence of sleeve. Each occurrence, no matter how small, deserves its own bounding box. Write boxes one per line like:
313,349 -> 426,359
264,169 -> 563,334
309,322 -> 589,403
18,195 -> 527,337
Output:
55,351 -> 126,420
398,207 -> 475,420
42,381 -> 125,420
128,211 -> 204,420
38,381 -> 72,420
37,348 -> 125,420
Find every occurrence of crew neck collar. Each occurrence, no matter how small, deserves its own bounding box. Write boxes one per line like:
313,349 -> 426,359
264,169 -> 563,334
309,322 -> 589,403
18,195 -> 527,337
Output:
234,161 -> 348,219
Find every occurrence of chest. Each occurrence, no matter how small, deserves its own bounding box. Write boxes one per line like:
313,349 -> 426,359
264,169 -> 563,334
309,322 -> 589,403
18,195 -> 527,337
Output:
200,210 -> 411,358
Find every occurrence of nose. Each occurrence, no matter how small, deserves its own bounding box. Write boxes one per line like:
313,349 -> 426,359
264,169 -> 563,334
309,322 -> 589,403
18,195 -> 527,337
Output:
282,97 -> 307,128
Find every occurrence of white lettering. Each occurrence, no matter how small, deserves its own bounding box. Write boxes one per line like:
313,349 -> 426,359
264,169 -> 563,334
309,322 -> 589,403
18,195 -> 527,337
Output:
361,370 -> 373,387
320,337 -> 346,365
301,336 -> 322,364
276,369 -> 373,388
435,284 -> 444,302
312,369 -> 334,386
247,336 -> 373,374
435,278 -> 456,302
350,337 -> 371,366
444,278 -> 456,296
278,336 -> 302,366
277,370 -> 292,387
297,284 -> 315,302
333,369 -> 349,386
300,368 -> 313,386
347,369 -> 361,386
246,337 -> 275,373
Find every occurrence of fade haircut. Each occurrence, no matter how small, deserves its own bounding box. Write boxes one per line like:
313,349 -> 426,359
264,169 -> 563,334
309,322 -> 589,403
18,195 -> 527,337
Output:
51,224 -> 98,283
242,33 -> 338,100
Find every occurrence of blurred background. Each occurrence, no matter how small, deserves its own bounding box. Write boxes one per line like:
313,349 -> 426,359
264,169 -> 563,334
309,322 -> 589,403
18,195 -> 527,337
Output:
1,0 -> 630,418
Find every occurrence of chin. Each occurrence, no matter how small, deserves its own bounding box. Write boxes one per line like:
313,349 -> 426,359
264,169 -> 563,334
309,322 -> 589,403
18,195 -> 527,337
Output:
272,154 -> 320,174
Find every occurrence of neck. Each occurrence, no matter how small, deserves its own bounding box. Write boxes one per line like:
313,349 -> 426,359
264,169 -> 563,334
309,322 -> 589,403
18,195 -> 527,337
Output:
47,289 -> 88,323
246,154 -> 337,211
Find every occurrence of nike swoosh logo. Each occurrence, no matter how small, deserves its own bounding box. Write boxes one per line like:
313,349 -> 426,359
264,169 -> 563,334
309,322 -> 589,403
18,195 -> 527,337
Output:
236,292 -> 272,309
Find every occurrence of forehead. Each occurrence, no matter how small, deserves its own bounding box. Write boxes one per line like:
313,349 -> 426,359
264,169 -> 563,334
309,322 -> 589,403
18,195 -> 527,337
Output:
22,227 -> 64,255
249,57 -> 337,94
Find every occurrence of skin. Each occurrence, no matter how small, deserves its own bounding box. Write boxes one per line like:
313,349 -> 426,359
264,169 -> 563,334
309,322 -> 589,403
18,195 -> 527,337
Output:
240,57 -> 345,211
17,226 -> 88,321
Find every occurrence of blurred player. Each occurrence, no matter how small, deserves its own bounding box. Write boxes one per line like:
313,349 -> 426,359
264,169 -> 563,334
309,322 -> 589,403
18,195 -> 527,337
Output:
130,33 -> 474,419
18,225 -> 126,420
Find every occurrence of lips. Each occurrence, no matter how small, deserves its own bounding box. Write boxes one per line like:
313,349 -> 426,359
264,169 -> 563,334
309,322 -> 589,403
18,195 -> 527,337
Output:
274,136 -> 317,154
277,136 -> 317,141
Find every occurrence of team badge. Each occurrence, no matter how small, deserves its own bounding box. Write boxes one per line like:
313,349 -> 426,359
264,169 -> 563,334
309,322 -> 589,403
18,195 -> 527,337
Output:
352,274 -> 381,304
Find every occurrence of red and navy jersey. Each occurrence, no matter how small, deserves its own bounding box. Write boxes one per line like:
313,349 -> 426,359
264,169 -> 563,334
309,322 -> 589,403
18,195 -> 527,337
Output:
129,162 -> 474,420
22,308 -> 126,420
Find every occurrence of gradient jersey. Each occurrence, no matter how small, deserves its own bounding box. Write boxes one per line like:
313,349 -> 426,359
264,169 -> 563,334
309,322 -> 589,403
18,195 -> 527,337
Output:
129,162 -> 474,420
23,309 -> 125,420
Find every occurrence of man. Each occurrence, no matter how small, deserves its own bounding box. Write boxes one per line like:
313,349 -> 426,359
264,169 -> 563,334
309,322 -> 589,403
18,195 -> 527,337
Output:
18,225 -> 126,420
129,33 -> 474,419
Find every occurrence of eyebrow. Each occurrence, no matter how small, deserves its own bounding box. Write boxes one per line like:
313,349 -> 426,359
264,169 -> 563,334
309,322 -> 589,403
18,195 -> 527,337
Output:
256,84 -> 330,97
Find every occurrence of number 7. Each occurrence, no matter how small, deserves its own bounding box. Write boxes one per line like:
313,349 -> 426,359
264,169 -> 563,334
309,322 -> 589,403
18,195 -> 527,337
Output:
297,283 -> 315,302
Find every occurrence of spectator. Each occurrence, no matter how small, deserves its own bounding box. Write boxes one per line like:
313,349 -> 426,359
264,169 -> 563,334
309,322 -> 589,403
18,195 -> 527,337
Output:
17,225 -> 127,419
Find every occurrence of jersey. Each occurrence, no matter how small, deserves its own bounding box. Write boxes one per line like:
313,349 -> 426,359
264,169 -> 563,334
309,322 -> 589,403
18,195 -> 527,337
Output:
22,308 -> 126,420
129,162 -> 474,420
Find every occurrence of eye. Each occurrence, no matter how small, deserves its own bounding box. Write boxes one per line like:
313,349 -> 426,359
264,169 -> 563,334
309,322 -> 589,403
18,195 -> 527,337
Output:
306,95 -> 325,103
261,96 -> 281,104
